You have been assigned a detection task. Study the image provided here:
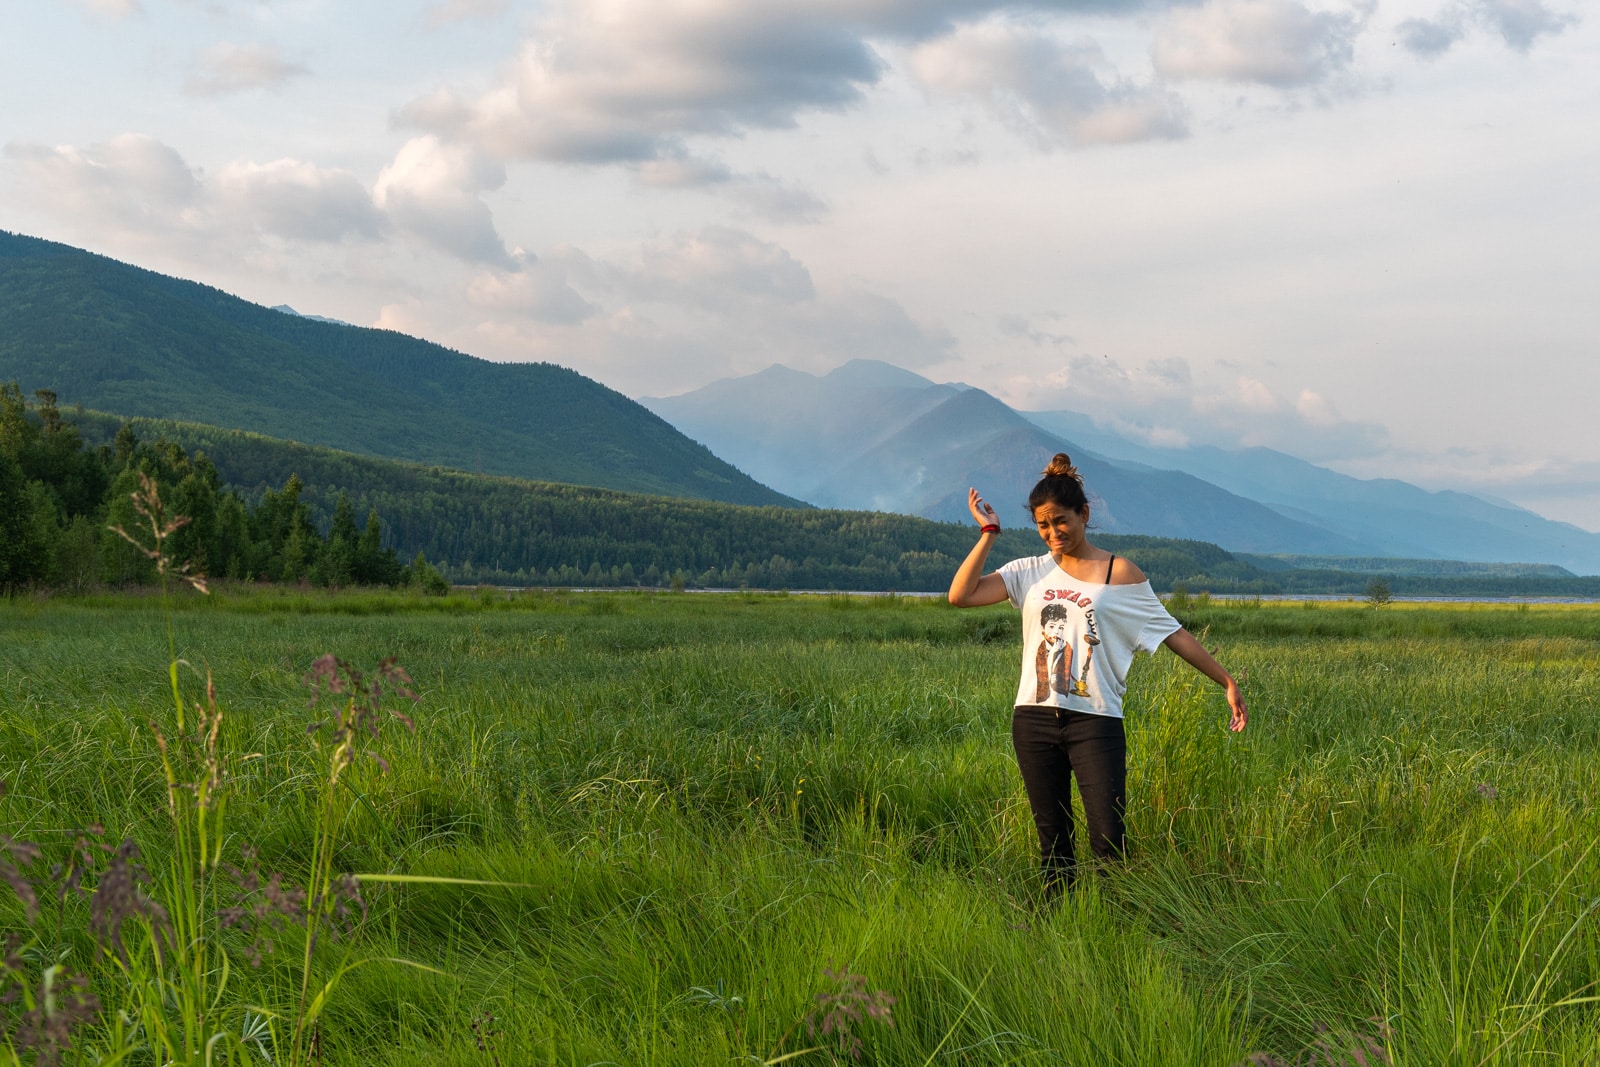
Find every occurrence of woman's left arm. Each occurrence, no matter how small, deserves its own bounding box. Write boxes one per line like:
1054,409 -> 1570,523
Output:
1162,628 -> 1248,732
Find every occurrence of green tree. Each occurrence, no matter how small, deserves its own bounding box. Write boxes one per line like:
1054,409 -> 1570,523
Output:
0,451 -> 48,592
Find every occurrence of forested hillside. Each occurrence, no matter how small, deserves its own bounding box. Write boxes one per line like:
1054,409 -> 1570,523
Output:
0,230 -> 797,507
11,396 -> 1598,597
0,387 -> 430,594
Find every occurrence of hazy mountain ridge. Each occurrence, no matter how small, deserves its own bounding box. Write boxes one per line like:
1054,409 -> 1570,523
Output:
646,360 -> 1600,574
0,230 -> 798,508
1022,410 -> 1600,574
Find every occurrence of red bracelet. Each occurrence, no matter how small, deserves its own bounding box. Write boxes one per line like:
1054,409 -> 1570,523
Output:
980,524 -> 1001,534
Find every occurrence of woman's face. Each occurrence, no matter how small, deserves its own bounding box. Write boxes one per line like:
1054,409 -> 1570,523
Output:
1033,501 -> 1088,557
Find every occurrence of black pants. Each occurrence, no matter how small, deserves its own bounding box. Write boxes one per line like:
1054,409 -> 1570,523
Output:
1011,706 -> 1126,891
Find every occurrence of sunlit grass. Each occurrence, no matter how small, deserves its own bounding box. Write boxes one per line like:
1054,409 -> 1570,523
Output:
1,590 -> 1597,1064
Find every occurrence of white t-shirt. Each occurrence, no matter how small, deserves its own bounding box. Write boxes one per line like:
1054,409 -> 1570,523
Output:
997,553 -> 1182,718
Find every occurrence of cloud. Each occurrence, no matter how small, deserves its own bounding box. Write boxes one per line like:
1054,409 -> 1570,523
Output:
1011,354 -> 1390,461
373,136 -> 511,266
395,1 -> 887,164
1396,0 -> 1575,58
998,312 -> 1076,348
3,134 -> 201,235
1151,0 -> 1364,87
465,256 -> 598,324
183,43 -> 308,97
1475,0 -> 1577,51
1396,14 -> 1467,56
441,226 -> 954,392
625,227 -> 819,307
910,18 -> 1188,147
396,1 -> 1178,169
424,0 -> 509,30
212,159 -> 385,242
633,152 -> 828,222
4,133 -> 385,253
71,0 -> 140,16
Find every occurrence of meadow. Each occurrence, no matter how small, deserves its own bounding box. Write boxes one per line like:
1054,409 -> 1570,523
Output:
1,589 -> 1597,1065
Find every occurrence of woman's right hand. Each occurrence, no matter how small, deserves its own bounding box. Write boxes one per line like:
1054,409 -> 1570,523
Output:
968,488 -> 999,530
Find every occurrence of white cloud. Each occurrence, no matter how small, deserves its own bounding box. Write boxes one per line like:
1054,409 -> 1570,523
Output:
184,43 -> 308,97
424,0 -> 509,30
436,227 -> 954,392
627,227 -> 819,307
632,153 -> 828,222
1151,0 -> 1364,87
1010,354 -> 1390,461
395,1 -> 887,164
1396,0 -> 1577,57
373,136 -> 510,266
71,0 -> 140,16
3,134 -> 200,236
395,0 -> 1178,169
211,160 -> 385,243
465,255 -> 598,324
1396,13 -> 1467,56
910,18 -> 1187,147
4,134 -> 385,254
1475,0 -> 1577,51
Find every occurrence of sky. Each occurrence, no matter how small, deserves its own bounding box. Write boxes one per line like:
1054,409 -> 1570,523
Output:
3,0 -> 1596,529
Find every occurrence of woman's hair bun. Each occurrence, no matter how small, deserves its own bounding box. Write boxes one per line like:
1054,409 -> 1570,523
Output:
1042,453 -> 1080,482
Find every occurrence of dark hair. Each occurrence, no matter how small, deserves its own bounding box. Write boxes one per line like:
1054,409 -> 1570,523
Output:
1027,453 -> 1088,516
1040,602 -> 1070,624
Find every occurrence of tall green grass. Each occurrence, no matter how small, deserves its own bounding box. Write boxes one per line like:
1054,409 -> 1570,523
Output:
1,591 -> 1596,1064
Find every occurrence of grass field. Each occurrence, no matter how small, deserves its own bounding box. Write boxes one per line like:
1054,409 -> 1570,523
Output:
1,589 -> 1597,1065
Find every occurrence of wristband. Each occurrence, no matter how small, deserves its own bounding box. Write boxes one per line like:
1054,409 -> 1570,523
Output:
980,524 -> 1000,534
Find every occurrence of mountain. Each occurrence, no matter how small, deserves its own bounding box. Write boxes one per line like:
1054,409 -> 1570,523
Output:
644,360 -> 1600,574
646,361 -> 1371,554
1023,410 -> 1600,576
0,230 -> 798,508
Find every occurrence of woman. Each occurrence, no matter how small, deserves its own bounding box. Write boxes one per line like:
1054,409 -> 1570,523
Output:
948,453 -> 1247,893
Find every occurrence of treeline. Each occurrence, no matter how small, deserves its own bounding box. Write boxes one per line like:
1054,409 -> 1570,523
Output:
0,386 -> 440,594
72,410 -> 1050,590
20,404 -> 1599,598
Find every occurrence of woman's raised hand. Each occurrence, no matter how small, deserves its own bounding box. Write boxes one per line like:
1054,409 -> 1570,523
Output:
968,488 -> 999,529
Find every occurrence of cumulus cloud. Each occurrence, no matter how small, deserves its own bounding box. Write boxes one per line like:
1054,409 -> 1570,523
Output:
1475,0 -> 1577,50
3,134 -> 201,235
4,133 -> 388,256
1396,0 -> 1575,57
184,42 -> 308,97
373,136 -> 510,266
397,0 -> 1181,172
212,159 -> 385,242
911,18 -> 1187,147
1013,354 -> 1390,461
442,226 -> 954,392
71,0 -> 140,16
395,1 -> 887,164
624,227 -> 819,307
633,153 -> 827,222
1395,14 -> 1467,55
465,256 -> 598,324
1151,0 -> 1364,87
424,0 -> 509,30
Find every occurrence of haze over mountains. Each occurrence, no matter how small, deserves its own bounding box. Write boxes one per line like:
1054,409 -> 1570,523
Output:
0,231 -> 795,508
644,362 -> 1600,575
5,229 -> 1595,577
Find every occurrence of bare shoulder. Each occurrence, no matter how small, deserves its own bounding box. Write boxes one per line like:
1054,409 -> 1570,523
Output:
1109,556 -> 1147,585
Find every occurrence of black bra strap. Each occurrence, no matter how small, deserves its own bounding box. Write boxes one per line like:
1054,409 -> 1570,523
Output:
1105,555 -> 1116,583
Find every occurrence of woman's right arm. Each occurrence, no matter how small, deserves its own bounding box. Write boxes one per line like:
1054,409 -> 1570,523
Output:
949,488 -> 1011,607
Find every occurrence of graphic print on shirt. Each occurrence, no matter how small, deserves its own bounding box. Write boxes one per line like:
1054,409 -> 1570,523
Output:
1033,595 -> 1100,702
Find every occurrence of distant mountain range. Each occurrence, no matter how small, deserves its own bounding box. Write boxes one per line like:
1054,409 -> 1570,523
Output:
0,230 -> 796,508
643,361 -> 1600,575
